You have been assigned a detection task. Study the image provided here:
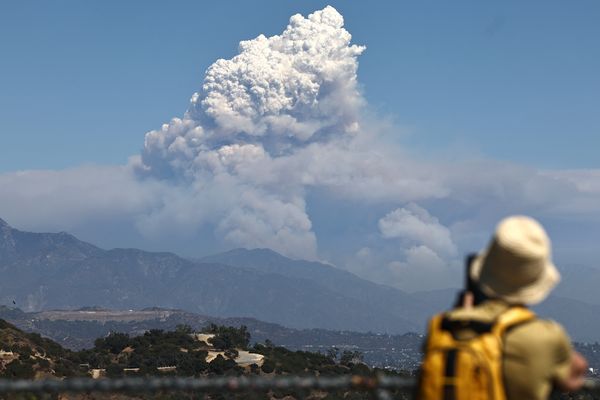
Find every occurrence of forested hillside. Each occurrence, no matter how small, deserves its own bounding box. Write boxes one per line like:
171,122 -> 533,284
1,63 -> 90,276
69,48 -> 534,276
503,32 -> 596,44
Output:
0,319 -> 414,399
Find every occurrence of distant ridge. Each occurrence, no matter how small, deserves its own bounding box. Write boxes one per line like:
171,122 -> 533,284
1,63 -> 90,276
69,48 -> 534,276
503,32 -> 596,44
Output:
202,248 -> 431,325
0,221 -> 427,334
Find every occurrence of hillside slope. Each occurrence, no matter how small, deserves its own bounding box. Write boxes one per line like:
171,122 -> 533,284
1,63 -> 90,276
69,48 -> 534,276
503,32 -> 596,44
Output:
0,318 -> 75,378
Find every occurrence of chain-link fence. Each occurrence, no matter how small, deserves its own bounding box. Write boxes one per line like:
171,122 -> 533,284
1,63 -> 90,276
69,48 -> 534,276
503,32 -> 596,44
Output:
0,375 -> 409,399
0,376 -> 599,399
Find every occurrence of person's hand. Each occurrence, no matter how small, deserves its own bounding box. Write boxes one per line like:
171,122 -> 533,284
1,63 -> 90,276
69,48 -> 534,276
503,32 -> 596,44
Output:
461,291 -> 474,309
558,351 -> 588,392
571,351 -> 588,380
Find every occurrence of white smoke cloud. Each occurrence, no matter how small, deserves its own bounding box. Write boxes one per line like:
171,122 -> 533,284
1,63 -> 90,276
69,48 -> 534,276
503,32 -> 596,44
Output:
217,190 -> 316,258
372,204 -> 459,291
378,203 -> 457,257
132,6 -> 368,258
0,164 -> 163,232
140,6 -> 365,179
387,246 -> 458,292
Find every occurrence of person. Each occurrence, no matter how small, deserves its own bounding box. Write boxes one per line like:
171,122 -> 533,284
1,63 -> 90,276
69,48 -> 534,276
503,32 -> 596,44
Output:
418,215 -> 588,399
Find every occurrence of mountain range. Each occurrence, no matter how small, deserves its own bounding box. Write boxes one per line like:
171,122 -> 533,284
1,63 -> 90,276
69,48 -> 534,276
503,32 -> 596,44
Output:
0,218 -> 429,333
1,218 -> 600,341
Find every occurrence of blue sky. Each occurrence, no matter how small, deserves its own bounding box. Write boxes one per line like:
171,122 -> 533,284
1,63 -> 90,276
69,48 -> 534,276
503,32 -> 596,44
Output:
1,2 -> 599,291
1,1 -> 598,172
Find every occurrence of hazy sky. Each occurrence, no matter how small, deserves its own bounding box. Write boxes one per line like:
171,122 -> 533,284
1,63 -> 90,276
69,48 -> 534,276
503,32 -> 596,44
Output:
1,1 -> 599,291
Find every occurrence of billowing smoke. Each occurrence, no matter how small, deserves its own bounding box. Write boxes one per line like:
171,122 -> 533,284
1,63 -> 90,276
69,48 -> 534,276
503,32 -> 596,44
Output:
140,6 -> 365,179
133,6 -> 369,258
378,203 -> 457,258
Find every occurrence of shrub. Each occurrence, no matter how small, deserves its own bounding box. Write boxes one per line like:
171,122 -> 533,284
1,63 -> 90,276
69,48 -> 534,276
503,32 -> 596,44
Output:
261,359 -> 275,374
1,360 -> 35,379
208,355 -> 237,374
94,332 -> 131,354
205,325 -> 250,350
106,363 -> 124,378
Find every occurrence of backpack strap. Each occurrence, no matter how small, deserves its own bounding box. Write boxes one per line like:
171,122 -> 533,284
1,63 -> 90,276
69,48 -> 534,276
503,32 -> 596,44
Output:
492,306 -> 536,337
422,314 -> 462,400
441,317 -> 494,335
491,307 -> 536,400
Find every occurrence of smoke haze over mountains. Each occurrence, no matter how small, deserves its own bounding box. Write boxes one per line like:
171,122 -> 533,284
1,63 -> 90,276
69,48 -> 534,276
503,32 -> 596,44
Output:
1,6 -> 599,292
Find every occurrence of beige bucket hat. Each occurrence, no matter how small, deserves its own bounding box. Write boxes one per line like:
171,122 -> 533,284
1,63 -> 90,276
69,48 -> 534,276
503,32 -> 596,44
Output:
470,215 -> 561,305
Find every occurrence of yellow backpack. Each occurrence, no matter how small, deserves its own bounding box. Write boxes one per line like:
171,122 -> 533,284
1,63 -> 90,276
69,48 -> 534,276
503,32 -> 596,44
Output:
417,306 -> 535,400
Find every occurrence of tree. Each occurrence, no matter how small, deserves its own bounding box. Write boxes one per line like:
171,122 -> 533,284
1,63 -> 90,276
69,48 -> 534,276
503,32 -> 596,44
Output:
340,350 -> 363,366
260,359 -> 275,374
208,354 -> 237,374
206,325 -> 251,350
176,324 -> 193,334
327,347 -> 340,363
106,363 -> 123,378
1,360 -> 35,379
224,348 -> 239,359
95,332 -> 130,354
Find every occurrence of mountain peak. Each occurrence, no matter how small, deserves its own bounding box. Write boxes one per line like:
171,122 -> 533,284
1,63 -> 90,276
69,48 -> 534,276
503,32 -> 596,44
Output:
0,218 -> 10,228
233,248 -> 283,257
205,248 -> 292,265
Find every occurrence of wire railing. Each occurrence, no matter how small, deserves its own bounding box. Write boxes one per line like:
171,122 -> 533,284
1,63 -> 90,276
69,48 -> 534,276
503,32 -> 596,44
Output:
0,376 -> 599,399
0,375 -> 410,399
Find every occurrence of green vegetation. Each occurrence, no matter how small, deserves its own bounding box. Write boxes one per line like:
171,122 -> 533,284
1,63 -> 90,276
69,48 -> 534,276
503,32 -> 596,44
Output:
0,319 -> 416,399
205,324 -> 250,350
0,322 -> 252,379
80,327 -> 211,376
1,359 -> 35,379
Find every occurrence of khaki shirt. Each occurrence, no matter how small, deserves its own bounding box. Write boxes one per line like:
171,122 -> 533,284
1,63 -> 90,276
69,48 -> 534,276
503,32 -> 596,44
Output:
444,299 -> 572,400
